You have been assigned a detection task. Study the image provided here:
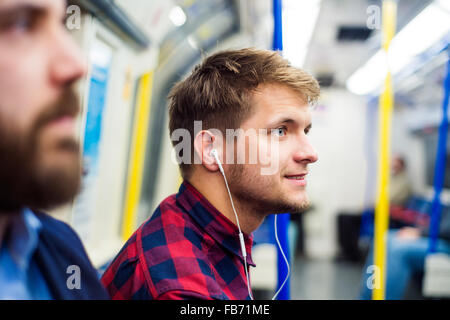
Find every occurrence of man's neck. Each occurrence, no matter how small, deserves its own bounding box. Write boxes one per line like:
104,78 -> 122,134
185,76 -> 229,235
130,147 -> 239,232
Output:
188,175 -> 265,235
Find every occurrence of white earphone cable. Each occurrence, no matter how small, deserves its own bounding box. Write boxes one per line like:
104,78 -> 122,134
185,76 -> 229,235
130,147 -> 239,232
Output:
212,149 -> 290,300
218,164 -> 254,300
272,214 -> 291,300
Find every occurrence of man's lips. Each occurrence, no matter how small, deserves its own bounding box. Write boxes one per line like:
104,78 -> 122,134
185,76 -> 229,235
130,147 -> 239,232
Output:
44,115 -> 76,135
285,173 -> 307,179
285,173 -> 308,186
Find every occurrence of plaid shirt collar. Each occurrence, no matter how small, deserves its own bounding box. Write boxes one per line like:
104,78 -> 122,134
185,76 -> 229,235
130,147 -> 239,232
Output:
176,181 -> 255,267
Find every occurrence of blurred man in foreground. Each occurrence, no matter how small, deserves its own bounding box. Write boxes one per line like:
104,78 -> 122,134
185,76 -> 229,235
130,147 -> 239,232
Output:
0,0 -> 108,299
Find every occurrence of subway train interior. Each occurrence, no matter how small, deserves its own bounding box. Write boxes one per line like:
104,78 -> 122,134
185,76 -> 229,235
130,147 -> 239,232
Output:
1,0 -> 450,301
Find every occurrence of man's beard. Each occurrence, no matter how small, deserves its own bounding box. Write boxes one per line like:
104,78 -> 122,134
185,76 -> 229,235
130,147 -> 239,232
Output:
227,163 -> 310,216
0,88 -> 81,212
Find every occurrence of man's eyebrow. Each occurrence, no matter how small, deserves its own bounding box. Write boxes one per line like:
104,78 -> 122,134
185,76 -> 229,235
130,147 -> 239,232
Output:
267,117 -> 295,127
0,3 -> 47,22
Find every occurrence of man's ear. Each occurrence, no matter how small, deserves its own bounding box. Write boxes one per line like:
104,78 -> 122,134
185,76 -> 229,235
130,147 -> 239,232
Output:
193,130 -> 222,172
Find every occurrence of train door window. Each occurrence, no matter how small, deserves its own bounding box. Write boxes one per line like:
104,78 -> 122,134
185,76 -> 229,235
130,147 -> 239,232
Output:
72,37 -> 113,245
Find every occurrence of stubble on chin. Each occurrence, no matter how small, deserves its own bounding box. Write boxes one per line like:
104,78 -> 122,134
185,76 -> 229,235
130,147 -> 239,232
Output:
0,88 -> 82,212
227,165 -> 310,215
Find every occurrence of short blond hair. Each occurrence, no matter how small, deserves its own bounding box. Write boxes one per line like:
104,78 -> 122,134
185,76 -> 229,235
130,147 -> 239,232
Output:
168,48 -> 320,179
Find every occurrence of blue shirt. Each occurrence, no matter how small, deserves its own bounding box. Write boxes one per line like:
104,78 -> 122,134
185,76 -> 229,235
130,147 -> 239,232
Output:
0,208 -> 52,300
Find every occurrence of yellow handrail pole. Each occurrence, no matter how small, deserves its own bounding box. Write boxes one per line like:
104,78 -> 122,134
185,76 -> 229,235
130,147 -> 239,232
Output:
121,72 -> 153,240
373,0 -> 396,300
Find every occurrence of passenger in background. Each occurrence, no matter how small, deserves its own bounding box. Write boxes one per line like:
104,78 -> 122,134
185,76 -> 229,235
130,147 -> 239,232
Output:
0,0 -> 108,299
102,48 -> 320,300
359,216 -> 450,299
337,155 -> 413,262
358,156 -> 450,299
389,155 -> 412,207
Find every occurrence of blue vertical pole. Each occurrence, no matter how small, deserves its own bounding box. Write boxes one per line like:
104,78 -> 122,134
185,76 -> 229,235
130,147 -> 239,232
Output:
429,47 -> 450,253
275,213 -> 291,300
273,0 -> 290,300
273,0 -> 283,52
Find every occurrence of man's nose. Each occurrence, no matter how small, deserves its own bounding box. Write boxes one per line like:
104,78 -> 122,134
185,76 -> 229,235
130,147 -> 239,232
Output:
49,27 -> 87,86
292,136 -> 318,164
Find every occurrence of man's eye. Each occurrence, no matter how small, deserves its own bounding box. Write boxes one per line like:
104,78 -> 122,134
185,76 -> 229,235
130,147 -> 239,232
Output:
12,16 -> 31,32
0,11 -> 37,34
272,127 -> 287,137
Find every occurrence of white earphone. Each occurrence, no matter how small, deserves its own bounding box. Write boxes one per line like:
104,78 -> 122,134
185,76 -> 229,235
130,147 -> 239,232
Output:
210,148 -> 290,300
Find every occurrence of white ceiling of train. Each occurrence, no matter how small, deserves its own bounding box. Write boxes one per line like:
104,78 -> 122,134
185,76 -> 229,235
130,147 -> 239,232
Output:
110,0 -> 449,102
304,0 -> 434,89
113,0 -> 231,44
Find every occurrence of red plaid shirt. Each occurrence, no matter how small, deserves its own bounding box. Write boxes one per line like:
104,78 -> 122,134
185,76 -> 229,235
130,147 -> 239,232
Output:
101,181 -> 255,300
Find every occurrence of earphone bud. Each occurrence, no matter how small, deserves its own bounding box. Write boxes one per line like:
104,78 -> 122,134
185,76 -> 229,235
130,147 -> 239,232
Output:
210,148 -> 224,174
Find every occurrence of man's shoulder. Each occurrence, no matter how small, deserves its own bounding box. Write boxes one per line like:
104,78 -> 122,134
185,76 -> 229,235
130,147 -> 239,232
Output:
32,211 -> 109,299
33,211 -> 85,248
140,193 -> 200,243
32,211 -> 96,269
102,194 -> 223,299
100,194 -> 187,267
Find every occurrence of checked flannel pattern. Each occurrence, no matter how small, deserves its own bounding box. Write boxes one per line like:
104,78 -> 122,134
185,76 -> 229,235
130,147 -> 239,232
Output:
101,181 -> 255,300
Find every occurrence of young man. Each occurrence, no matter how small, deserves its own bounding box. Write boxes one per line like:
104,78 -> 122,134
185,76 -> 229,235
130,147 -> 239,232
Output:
0,0 -> 108,299
102,48 -> 320,300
